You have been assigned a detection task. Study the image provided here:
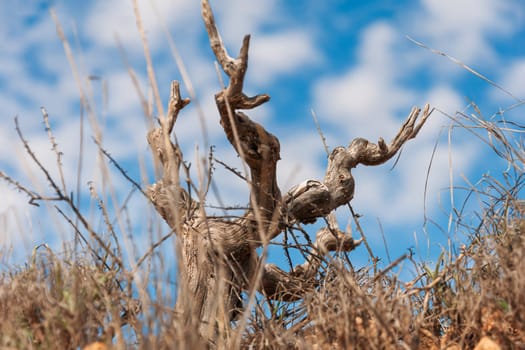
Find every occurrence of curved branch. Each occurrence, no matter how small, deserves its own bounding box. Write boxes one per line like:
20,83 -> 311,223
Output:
350,104 -> 432,166
146,81 -> 195,230
166,1 -> 436,337
202,0 -> 268,104
203,0 -> 280,236
261,221 -> 362,301
201,0 -> 235,75
283,104 -> 433,224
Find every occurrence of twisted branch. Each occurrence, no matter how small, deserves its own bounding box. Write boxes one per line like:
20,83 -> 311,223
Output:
202,0 -> 280,239
142,2 -> 433,342
285,104 -> 433,222
146,81 -> 194,230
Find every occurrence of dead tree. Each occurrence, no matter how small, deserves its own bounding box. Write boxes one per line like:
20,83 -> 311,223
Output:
146,0 -> 431,344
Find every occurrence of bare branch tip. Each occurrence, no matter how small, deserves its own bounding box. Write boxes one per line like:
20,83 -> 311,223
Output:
170,80 -> 179,95
170,80 -> 190,108
378,137 -> 387,152
240,34 -> 251,58
411,105 -> 420,117
423,103 -> 432,118
201,0 -> 211,14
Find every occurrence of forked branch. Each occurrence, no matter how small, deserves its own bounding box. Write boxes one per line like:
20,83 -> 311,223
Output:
349,104 -> 431,166
202,0 -> 269,108
262,215 -> 362,301
146,81 -> 194,229
200,0 -> 432,305
202,0 -> 280,237
285,104 -> 433,222
142,1 -> 433,342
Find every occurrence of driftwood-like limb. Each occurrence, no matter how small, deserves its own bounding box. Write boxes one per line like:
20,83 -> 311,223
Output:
202,0 -> 270,108
284,104 -> 432,222
202,0 -> 280,238
147,79 -> 259,341
144,1 -> 432,344
265,106 -> 432,299
350,104 -> 431,166
146,81 -> 193,229
262,215 -> 362,301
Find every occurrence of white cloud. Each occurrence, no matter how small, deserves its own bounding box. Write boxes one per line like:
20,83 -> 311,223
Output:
0,182 -> 39,255
419,85 -> 465,138
313,22 -> 416,140
278,131 -> 328,191
356,22 -> 400,78
311,17 -> 480,228
214,0 -> 279,46
104,70 -> 148,116
248,30 -> 321,86
496,59 -> 525,101
420,0 -> 515,34
412,0 -> 521,63
314,67 -> 416,138
0,7 -> 78,125
84,0 -> 199,52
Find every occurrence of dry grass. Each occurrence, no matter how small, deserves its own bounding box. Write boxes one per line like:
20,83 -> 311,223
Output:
1,6 -> 524,349
1,103 -> 523,349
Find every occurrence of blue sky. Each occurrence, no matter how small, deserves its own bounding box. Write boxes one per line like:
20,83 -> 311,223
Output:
1,0 -> 524,275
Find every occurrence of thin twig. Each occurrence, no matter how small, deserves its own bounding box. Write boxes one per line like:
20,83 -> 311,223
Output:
0,171 -> 48,206
132,0 -> 164,122
310,108 -> 330,157
347,203 -> 378,271
373,252 -> 409,283
88,181 -> 122,261
213,157 -> 249,183
15,116 -> 64,198
42,107 -> 67,194
94,138 -> 147,197
407,36 -> 523,103
136,229 -> 175,268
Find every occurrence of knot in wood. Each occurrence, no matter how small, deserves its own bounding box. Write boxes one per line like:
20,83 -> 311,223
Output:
284,180 -> 332,223
329,171 -> 355,207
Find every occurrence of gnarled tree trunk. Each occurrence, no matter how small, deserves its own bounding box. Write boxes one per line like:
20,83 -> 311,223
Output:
146,0 -> 432,346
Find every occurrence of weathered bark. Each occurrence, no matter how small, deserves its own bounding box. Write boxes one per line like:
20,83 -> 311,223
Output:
262,214 -> 363,301
146,81 -> 258,341
146,0 -> 432,344
284,104 -> 431,223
